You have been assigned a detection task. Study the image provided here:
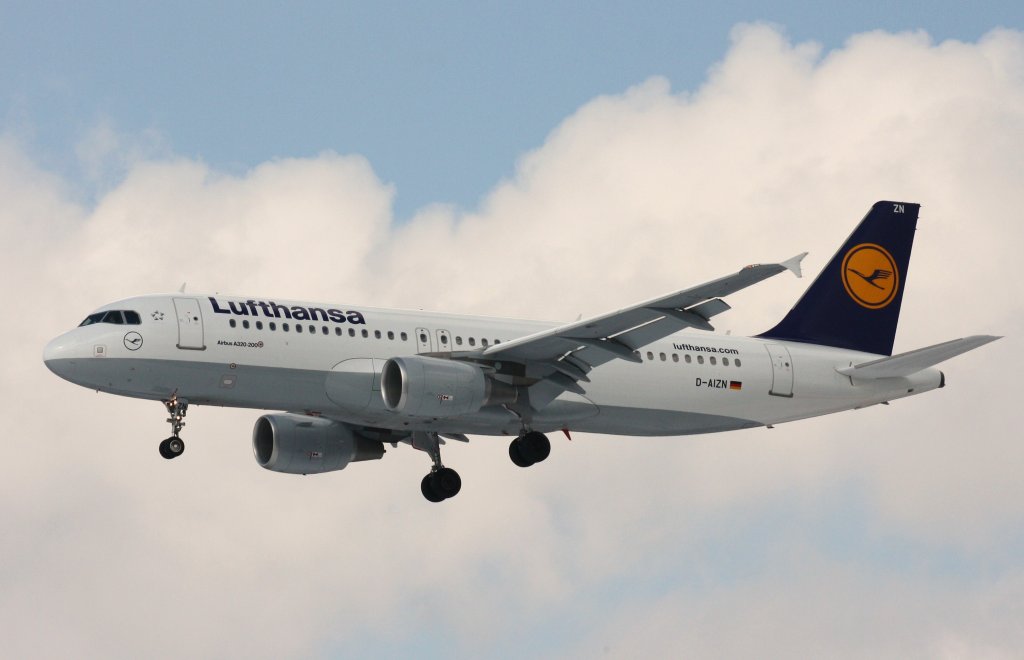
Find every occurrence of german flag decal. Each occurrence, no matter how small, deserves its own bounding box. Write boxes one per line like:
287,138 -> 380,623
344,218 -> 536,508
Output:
729,381 -> 743,391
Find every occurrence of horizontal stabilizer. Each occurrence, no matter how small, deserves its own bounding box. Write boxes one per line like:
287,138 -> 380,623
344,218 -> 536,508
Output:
836,335 -> 1001,380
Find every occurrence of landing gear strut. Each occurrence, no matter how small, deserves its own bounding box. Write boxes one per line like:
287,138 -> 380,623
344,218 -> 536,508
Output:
413,432 -> 462,502
509,431 -> 550,468
159,396 -> 188,460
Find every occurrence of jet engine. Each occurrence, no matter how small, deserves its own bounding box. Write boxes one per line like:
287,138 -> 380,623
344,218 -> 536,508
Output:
253,413 -> 385,474
381,355 -> 516,419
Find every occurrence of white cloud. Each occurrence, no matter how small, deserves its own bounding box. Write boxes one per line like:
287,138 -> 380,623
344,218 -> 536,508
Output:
2,23 -> 1022,658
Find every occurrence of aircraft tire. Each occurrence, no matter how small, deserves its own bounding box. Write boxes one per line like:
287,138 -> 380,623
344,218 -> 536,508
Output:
421,474 -> 445,502
435,467 -> 462,498
158,439 -> 174,459
167,437 -> 185,457
509,439 -> 534,468
523,431 -> 551,463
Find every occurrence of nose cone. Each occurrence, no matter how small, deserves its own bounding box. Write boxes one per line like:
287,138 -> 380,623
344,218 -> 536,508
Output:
43,333 -> 78,379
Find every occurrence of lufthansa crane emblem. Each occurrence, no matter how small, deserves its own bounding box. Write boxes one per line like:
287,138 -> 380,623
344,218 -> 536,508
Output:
841,243 -> 899,309
123,332 -> 143,351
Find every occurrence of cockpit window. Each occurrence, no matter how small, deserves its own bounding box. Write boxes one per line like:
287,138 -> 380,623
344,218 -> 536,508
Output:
78,310 -> 142,327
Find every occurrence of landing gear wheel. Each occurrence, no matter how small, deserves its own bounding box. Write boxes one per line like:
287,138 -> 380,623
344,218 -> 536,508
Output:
421,467 -> 462,502
509,439 -> 534,468
159,436 -> 185,459
434,467 -> 462,498
421,474 -> 445,502
523,431 -> 551,462
509,431 -> 550,467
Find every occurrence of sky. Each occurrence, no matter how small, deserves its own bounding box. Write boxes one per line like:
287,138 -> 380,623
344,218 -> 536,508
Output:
3,3 -> 1024,659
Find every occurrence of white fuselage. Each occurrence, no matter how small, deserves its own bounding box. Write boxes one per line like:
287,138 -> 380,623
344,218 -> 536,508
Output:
43,294 -> 942,437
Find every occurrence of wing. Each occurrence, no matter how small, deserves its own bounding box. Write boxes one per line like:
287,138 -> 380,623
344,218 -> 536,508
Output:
479,253 -> 807,407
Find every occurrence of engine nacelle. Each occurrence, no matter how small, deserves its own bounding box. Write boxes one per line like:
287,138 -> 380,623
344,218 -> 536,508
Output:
381,355 -> 516,419
252,413 -> 385,475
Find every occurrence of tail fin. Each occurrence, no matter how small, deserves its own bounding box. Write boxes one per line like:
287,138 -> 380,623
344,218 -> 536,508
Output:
759,201 -> 919,356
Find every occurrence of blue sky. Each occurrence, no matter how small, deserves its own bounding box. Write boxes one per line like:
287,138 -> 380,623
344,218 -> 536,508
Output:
3,4 -> 1023,658
3,2 -> 1020,218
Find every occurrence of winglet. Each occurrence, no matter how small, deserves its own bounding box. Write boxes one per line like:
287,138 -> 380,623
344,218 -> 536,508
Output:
780,252 -> 808,278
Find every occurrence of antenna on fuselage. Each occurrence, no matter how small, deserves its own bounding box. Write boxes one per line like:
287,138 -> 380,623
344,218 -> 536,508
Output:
178,282 -> 187,293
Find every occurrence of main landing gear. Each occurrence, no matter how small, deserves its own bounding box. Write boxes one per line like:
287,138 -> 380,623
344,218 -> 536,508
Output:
413,432 -> 462,503
158,397 -> 188,460
509,431 -> 551,468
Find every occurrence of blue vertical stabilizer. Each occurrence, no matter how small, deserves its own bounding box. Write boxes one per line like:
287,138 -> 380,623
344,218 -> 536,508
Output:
758,201 -> 919,356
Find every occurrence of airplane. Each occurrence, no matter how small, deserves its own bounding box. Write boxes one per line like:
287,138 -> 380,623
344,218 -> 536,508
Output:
43,201 -> 999,502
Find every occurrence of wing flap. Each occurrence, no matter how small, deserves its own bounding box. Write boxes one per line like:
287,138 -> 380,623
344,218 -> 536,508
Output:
836,335 -> 1000,380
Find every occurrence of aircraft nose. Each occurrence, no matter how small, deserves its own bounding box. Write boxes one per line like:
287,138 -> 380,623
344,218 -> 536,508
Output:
43,334 -> 76,377
43,336 -> 62,372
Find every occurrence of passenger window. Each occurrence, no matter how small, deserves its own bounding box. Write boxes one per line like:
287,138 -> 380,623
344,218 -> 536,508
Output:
672,354 -> 679,363
710,356 -> 716,365
270,322 -> 276,331
124,311 -> 141,325
349,328 -> 356,337
723,357 -> 729,366
335,327 -> 342,336
309,325 -> 315,334
660,353 -> 666,361
419,332 -> 428,343
441,335 -> 448,345
362,329 -> 369,338
400,332 -> 407,341
735,358 -> 742,367
283,323 -> 290,332
685,355 -> 692,364
296,324 -> 303,333
697,355 -> 704,364
482,338 -> 488,347
321,326 -> 328,335
494,339 -> 500,344
646,351 -> 654,361
256,321 -> 263,330
456,336 -> 463,346
243,320 -> 250,329
388,331 -> 394,340
375,330 -> 381,339
230,319 -> 237,328
469,337 -> 476,347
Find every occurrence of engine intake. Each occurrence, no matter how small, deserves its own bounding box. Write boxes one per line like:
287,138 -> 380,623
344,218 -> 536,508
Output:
253,413 -> 384,474
381,355 -> 516,419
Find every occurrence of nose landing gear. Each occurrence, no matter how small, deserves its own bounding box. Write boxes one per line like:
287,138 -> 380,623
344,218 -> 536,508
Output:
159,397 -> 188,460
